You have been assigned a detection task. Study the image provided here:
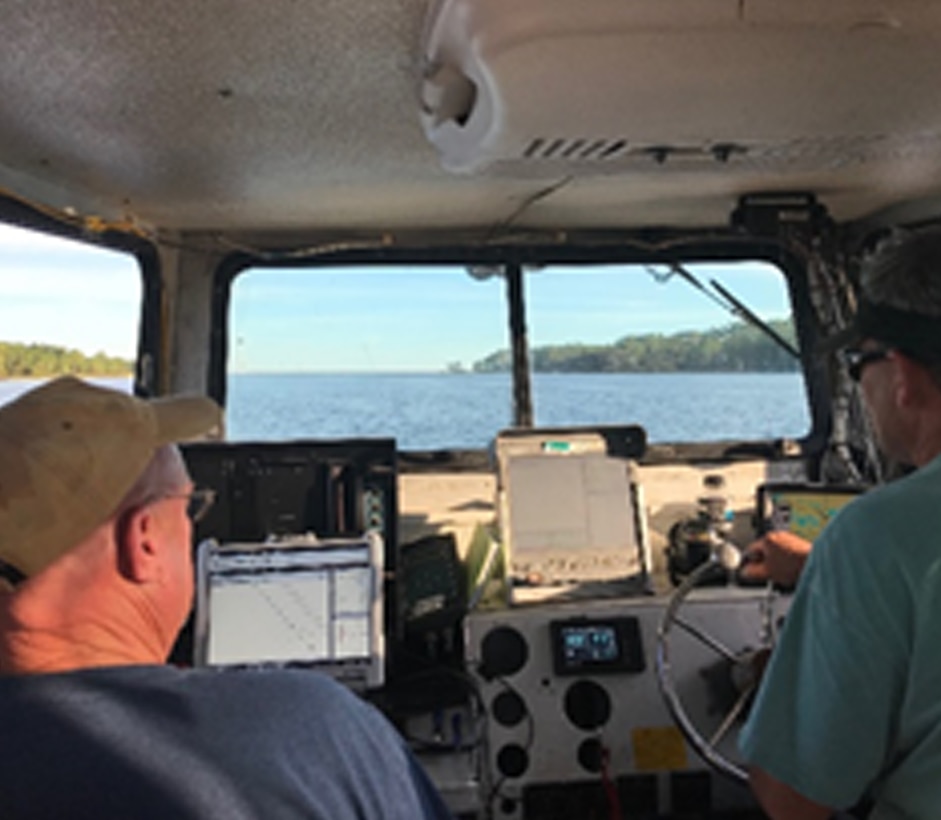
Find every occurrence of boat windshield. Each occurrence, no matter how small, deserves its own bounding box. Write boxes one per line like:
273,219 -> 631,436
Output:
226,261 -> 809,449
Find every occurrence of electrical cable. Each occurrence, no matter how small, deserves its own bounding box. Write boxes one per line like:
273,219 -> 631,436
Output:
599,744 -> 622,820
484,676 -> 535,819
0,186 -> 151,240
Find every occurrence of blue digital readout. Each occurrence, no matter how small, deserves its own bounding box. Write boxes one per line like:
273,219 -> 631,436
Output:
561,625 -> 619,664
550,617 -> 645,676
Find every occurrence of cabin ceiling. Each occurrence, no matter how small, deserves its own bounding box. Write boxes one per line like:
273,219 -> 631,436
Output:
3,0 -> 941,242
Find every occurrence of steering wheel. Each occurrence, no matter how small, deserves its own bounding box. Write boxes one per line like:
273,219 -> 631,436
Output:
655,552 -> 783,783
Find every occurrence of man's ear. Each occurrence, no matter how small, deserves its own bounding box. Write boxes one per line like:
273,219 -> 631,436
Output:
115,506 -> 161,583
894,352 -> 929,409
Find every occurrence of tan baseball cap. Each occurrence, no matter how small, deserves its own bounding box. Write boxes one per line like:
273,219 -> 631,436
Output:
0,377 -> 222,579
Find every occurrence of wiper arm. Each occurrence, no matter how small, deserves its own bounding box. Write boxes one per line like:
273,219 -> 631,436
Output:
644,262 -> 801,361
709,278 -> 800,360
647,262 -> 730,312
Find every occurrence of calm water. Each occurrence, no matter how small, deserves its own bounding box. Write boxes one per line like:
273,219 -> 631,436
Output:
0,372 -> 810,450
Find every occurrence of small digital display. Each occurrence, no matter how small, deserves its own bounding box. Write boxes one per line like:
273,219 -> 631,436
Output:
758,484 -> 863,542
550,617 -> 645,676
560,624 -> 619,665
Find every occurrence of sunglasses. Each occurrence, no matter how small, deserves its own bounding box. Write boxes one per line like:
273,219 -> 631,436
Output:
841,347 -> 891,383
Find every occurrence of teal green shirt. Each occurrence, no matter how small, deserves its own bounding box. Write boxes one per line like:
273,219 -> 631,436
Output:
740,454 -> 941,818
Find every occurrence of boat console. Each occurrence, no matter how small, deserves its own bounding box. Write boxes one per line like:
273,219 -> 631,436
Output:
465,589 -> 788,818
172,431 -> 827,819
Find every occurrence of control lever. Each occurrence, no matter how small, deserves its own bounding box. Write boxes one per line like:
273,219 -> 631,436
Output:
666,473 -> 738,586
713,532 -> 744,573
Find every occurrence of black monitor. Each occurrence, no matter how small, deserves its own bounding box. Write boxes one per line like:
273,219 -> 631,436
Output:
170,439 -> 397,667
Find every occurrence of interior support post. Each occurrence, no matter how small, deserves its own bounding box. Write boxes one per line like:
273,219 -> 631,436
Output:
154,236 -> 224,396
506,263 -> 533,428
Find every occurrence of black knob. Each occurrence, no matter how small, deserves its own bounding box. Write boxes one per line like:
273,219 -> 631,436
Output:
564,679 -> 611,730
479,626 -> 528,679
492,690 -> 527,727
496,744 -> 529,778
577,738 -> 603,773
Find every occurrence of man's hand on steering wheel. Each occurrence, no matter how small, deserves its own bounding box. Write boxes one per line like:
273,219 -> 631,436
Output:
739,531 -> 811,588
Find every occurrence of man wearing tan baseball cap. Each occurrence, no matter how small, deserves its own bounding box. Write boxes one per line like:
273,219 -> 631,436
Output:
0,376 -> 222,665
0,376 -> 221,587
0,377 -> 453,820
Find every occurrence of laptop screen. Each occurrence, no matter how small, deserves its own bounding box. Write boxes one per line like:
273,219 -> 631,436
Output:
193,533 -> 384,688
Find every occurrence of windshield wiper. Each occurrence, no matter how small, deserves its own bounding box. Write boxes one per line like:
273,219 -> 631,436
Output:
646,262 -> 800,361
709,277 -> 801,360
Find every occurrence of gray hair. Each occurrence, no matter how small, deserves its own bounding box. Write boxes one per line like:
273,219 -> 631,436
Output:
116,444 -> 191,516
861,227 -> 941,388
861,227 -> 941,317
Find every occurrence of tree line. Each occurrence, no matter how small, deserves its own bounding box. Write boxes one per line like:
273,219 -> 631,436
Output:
472,320 -> 799,373
0,342 -> 131,378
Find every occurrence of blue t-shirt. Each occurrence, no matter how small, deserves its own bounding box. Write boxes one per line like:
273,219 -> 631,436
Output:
739,454 -> 941,818
0,665 -> 454,820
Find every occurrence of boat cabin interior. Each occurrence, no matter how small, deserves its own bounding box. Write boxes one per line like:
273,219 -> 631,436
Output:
3,1 -> 941,817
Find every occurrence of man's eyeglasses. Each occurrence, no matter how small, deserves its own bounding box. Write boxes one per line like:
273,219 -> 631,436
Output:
842,347 -> 891,383
157,488 -> 216,523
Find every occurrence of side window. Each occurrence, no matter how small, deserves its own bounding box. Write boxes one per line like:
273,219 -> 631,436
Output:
521,262 -> 809,441
0,224 -> 141,406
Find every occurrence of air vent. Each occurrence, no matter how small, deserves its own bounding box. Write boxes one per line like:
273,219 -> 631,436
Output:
522,138 -> 628,161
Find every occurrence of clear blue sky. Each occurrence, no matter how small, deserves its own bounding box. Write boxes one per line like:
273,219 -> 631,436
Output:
0,223 -> 793,372
0,224 -> 141,359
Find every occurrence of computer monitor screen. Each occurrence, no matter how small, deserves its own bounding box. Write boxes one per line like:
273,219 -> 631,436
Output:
757,484 -> 864,542
194,534 -> 383,688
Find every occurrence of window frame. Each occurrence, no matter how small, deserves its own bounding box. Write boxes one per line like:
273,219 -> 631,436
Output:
208,236 -> 828,457
0,194 -> 158,396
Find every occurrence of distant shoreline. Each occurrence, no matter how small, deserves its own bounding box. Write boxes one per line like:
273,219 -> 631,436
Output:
0,340 -> 132,381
